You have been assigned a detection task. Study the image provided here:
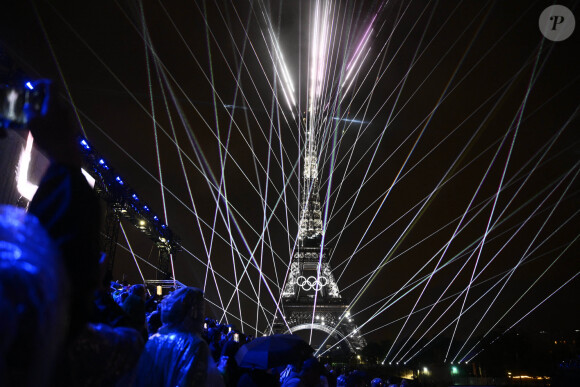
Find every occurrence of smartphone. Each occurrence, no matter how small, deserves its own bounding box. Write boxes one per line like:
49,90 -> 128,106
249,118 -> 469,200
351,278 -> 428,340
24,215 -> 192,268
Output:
0,80 -> 50,129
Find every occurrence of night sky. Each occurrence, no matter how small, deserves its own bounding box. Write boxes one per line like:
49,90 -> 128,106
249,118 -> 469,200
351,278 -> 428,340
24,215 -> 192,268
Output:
1,0 -> 579,362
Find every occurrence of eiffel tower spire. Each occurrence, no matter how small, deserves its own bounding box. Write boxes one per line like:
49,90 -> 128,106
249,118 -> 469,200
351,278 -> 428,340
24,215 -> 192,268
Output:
298,124 -> 323,242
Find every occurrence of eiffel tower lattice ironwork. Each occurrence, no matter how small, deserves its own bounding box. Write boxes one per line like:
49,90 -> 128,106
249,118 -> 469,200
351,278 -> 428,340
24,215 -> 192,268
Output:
275,117 -> 366,355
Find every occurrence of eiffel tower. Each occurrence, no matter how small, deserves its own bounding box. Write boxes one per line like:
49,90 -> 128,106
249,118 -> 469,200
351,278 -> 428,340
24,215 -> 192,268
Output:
274,116 -> 366,356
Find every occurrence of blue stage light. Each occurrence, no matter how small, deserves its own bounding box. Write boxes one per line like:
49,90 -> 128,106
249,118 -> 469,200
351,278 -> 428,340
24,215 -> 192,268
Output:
132,194 -> 138,201
115,176 -> 124,185
80,139 -> 90,149
98,159 -> 109,170
25,82 -> 34,90
153,216 -> 159,221
144,206 -> 149,211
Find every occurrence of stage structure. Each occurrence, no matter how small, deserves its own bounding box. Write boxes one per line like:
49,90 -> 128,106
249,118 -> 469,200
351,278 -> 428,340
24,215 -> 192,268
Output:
275,117 -> 366,356
78,138 -> 180,283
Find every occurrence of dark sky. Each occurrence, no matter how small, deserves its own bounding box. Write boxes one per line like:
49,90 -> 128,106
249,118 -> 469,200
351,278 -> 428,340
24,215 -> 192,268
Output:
1,0 -> 579,362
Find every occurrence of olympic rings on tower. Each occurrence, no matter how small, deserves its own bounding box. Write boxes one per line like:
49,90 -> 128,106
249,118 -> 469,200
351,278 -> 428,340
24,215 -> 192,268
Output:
296,275 -> 328,291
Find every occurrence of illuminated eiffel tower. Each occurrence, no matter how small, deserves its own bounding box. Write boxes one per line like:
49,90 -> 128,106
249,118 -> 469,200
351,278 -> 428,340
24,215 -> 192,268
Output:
274,116 -> 366,356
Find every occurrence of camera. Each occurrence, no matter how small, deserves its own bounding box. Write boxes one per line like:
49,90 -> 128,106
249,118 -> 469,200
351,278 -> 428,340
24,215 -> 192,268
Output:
0,80 -> 50,129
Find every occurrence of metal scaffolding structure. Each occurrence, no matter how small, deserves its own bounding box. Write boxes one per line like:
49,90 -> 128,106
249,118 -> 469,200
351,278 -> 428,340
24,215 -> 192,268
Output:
78,137 -> 180,282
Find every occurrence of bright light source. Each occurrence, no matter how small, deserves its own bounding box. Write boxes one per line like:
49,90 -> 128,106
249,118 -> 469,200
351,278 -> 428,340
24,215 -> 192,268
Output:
25,81 -> 34,90
98,159 -> 109,170
81,169 -> 95,188
144,206 -> 149,211
159,237 -> 167,243
139,220 -> 146,226
153,216 -> 159,221
451,366 -> 458,375
115,176 -> 124,185
16,132 -> 38,201
132,194 -> 138,200
80,139 -> 90,149
156,285 -> 162,296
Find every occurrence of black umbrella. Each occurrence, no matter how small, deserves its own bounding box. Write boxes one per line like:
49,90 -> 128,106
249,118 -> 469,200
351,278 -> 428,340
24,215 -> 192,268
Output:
235,334 -> 314,369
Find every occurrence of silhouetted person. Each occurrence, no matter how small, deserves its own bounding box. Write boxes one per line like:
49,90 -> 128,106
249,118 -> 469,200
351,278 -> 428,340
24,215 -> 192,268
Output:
147,307 -> 162,337
122,284 -> 147,336
134,286 -> 224,386
26,87 -> 101,341
217,339 -> 241,387
281,358 -> 325,387
0,205 -> 69,386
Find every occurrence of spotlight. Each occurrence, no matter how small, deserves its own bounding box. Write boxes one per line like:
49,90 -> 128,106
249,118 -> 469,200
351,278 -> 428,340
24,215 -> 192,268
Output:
115,176 -> 124,185
132,194 -> 138,201
80,139 -> 90,150
25,81 -> 34,90
98,159 -> 109,170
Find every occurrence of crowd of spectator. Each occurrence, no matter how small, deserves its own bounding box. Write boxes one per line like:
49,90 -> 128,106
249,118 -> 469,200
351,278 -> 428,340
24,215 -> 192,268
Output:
91,280 -> 412,387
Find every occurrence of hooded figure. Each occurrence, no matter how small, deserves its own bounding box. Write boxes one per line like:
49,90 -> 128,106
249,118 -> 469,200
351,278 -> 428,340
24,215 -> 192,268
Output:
134,286 -> 223,387
0,205 -> 69,386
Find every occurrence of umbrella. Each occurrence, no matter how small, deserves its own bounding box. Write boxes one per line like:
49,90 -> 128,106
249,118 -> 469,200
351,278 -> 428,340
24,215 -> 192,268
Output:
235,334 -> 314,369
